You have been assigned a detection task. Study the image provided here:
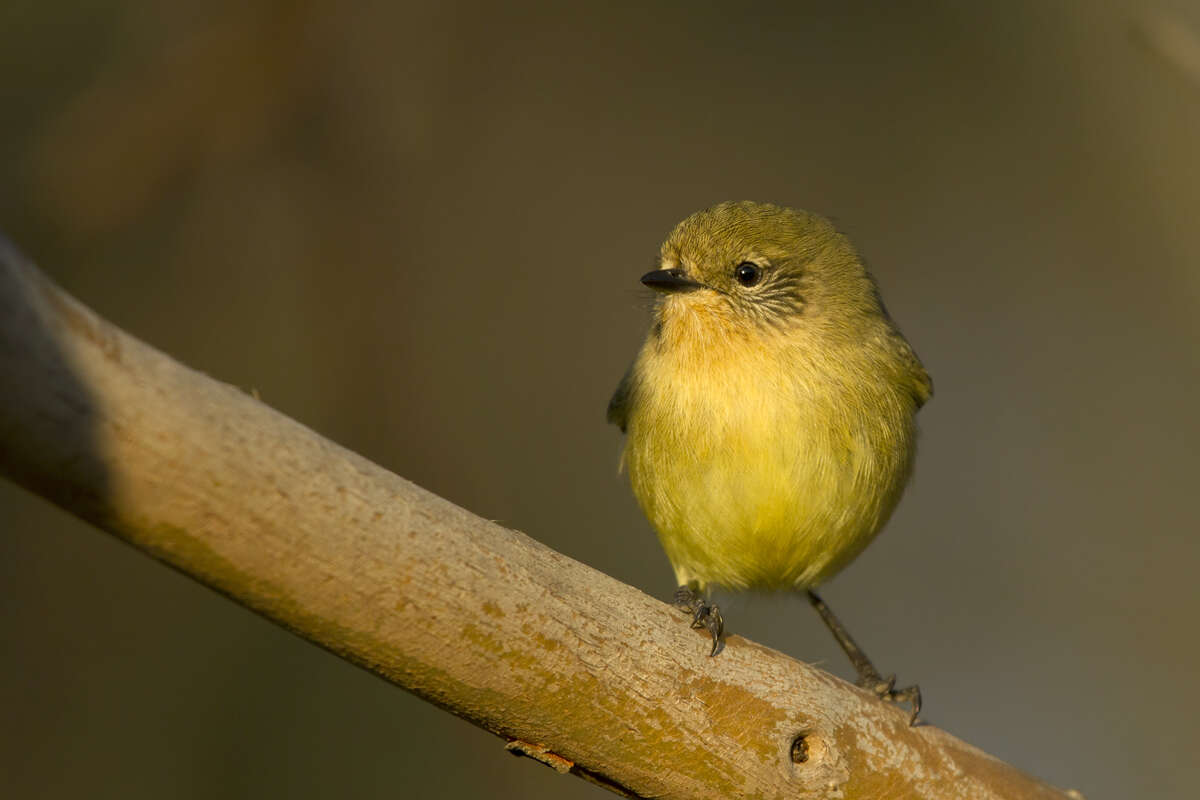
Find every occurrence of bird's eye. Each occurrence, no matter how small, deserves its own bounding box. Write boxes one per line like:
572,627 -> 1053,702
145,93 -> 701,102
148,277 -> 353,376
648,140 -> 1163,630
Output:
734,261 -> 762,287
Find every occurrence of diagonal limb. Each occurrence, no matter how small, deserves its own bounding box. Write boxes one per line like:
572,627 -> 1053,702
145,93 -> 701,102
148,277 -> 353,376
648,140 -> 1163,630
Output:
806,590 -> 921,724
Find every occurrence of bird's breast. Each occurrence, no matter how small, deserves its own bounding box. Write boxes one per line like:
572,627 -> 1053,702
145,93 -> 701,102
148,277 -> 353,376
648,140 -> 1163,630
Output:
624,317 -> 916,590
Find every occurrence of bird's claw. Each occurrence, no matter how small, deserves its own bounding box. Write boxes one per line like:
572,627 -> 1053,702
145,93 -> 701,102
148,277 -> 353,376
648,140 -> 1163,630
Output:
859,672 -> 921,725
673,585 -> 725,656
807,590 -> 922,725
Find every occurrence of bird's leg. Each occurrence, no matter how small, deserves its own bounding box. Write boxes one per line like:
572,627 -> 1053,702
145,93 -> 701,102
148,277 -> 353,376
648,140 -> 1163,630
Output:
673,583 -> 725,657
806,590 -> 921,725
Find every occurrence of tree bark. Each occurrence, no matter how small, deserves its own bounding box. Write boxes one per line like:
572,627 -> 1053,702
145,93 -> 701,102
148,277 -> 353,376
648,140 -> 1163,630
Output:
0,234 -> 1079,799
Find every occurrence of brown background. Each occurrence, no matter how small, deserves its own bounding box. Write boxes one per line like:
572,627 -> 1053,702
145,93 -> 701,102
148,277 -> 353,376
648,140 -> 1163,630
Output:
2,1 -> 1198,797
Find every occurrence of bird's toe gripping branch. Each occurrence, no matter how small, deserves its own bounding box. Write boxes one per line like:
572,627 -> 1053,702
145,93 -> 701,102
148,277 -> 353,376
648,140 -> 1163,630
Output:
673,585 -> 725,657
862,675 -> 922,726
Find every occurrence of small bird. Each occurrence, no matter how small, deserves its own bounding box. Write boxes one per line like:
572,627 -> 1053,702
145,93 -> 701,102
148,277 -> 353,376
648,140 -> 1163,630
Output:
608,201 -> 931,722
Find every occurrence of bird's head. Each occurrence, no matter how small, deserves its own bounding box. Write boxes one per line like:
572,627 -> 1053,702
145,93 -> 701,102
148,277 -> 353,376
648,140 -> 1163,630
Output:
643,201 -> 883,336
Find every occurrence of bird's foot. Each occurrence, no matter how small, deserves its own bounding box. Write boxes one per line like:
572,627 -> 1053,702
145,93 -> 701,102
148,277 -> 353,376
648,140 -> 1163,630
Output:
858,670 -> 922,726
806,590 -> 921,725
672,585 -> 725,656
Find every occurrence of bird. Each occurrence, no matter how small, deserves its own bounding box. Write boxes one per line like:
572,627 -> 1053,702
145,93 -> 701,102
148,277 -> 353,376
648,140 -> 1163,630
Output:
608,201 -> 931,722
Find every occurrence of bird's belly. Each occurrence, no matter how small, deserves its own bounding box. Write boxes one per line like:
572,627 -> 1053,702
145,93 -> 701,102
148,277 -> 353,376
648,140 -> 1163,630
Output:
625,381 -> 913,591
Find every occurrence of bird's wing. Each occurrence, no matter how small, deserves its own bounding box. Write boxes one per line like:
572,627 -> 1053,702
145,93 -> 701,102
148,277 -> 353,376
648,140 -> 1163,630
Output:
870,277 -> 933,409
607,364 -> 637,433
912,361 -> 933,408
892,332 -> 933,409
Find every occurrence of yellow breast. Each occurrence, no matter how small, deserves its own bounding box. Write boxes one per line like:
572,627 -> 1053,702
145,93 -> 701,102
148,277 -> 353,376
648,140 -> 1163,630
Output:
623,300 -> 917,592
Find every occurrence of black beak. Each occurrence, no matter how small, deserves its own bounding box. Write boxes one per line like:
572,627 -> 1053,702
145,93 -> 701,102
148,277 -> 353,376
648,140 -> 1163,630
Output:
640,268 -> 705,293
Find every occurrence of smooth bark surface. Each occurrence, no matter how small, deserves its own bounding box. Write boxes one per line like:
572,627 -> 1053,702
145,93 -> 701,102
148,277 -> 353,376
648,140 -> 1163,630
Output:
0,235 -> 1079,799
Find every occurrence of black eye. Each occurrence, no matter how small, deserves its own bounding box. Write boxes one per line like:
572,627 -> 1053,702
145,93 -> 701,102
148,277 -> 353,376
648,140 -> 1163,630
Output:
734,261 -> 761,287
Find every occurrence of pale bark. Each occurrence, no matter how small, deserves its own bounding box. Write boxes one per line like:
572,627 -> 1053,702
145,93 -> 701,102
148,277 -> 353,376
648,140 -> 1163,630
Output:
0,235 -> 1079,800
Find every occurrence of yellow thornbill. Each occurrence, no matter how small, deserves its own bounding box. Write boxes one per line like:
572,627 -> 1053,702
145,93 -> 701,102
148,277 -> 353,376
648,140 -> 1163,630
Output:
608,201 -> 931,723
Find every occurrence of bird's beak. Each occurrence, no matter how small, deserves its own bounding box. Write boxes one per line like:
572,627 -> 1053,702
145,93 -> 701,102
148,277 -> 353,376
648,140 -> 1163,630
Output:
640,268 -> 705,293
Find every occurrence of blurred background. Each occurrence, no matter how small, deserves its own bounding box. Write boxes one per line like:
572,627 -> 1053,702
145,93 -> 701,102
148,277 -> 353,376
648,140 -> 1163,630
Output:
2,0 -> 1198,797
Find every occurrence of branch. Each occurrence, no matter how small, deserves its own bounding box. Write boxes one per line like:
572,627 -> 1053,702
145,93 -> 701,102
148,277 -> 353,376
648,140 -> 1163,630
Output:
0,235 -> 1077,799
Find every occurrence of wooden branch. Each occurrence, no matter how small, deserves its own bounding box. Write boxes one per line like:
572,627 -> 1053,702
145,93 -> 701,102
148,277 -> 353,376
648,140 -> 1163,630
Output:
0,234 -> 1078,800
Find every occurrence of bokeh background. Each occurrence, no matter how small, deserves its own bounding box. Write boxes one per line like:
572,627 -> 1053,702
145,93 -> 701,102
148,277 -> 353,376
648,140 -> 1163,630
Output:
2,0 -> 1199,797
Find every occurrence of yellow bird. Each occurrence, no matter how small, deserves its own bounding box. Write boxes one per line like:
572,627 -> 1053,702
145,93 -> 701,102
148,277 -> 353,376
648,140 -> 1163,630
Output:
608,201 -> 931,721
